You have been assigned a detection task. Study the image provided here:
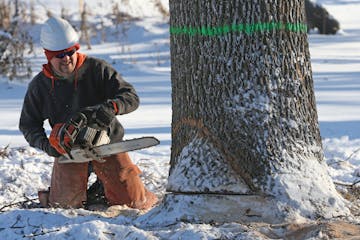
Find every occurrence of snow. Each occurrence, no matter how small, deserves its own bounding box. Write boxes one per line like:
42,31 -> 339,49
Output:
267,154 -> 349,219
0,0 -> 359,239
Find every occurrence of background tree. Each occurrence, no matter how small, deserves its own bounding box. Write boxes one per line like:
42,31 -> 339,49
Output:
144,0 -> 350,224
0,0 -> 32,80
80,3 -> 92,50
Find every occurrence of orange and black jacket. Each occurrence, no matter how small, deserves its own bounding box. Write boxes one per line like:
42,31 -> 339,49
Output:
19,53 -> 139,153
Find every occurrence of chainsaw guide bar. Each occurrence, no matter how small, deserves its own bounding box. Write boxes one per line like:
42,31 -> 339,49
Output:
58,136 -> 160,164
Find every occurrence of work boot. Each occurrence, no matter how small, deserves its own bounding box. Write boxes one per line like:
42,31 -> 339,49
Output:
38,188 -> 50,207
93,152 -> 158,210
86,178 -> 107,207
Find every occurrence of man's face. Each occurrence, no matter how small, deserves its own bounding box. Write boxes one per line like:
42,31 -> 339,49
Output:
50,49 -> 77,78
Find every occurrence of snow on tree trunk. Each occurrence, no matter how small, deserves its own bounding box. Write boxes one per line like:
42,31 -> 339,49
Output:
138,0 -> 349,225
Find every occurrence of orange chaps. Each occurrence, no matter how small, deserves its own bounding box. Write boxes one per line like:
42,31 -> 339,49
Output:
48,152 -> 157,209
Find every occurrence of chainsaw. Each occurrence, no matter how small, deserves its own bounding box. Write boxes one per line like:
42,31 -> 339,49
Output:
49,112 -> 160,164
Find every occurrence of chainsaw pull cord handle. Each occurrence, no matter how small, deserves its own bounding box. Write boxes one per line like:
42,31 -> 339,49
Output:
59,112 -> 88,157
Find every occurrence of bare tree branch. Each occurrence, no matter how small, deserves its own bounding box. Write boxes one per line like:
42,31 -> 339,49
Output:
0,197 -> 38,212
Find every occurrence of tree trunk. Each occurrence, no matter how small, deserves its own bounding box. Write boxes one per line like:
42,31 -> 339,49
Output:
139,0 -> 349,225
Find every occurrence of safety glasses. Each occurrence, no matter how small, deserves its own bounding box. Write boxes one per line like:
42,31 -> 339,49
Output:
55,49 -> 76,59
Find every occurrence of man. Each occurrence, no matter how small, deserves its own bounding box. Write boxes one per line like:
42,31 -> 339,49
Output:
19,16 -> 158,209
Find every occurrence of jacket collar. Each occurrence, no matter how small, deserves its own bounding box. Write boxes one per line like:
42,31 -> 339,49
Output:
42,52 -> 87,90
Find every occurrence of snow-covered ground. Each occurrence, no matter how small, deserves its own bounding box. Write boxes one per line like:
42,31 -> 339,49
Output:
0,0 -> 359,239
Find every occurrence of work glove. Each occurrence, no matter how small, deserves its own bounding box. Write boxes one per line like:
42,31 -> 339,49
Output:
43,140 -> 62,158
80,101 -> 117,129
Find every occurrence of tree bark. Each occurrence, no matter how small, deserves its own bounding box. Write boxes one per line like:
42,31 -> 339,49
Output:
162,0 -> 349,222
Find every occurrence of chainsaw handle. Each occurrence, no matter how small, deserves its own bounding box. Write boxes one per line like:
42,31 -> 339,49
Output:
49,112 -> 89,157
68,112 -> 88,128
61,112 -> 88,148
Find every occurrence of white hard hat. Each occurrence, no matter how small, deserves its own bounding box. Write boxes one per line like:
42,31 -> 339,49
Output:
40,17 -> 79,51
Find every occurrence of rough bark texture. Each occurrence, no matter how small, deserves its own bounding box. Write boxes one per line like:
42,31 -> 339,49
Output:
169,0 -> 320,191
